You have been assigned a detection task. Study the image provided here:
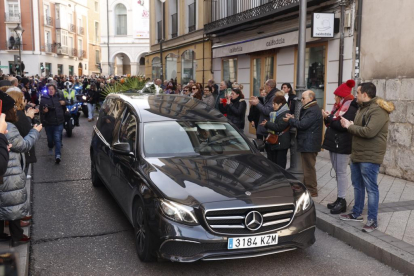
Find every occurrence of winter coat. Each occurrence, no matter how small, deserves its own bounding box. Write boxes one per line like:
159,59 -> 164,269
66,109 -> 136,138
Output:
247,97 -> 264,129
347,97 -> 394,164
323,99 -> 358,154
288,100 -> 323,153
85,89 -> 99,104
1,123 -> 40,220
14,110 -> 37,163
264,107 -> 291,150
39,92 -> 65,126
256,89 -> 278,136
202,94 -> 215,108
214,90 -> 226,111
220,98 -> 247,130
287,93 -> 296,115
0,134 -> 9,177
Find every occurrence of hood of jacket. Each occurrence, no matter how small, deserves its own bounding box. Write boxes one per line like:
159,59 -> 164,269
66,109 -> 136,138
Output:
376,98 -> 395,114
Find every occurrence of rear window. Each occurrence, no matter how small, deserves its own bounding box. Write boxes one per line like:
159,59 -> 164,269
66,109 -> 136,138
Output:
143,121 -> 251,157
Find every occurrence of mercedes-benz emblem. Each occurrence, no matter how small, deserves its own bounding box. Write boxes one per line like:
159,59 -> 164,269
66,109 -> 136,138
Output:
245,211 -> 263,231
245,191 -> 251,196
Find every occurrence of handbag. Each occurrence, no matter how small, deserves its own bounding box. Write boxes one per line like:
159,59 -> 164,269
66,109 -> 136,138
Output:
266,126 -> 290,145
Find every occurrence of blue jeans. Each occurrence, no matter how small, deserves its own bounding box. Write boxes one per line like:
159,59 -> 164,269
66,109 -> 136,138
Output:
350,162 -> 380,222
87,103 -> 95,119
45,124 -> 64,157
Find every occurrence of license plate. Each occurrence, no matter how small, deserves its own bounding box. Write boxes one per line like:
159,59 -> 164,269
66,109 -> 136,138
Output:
228,234 -> 278,250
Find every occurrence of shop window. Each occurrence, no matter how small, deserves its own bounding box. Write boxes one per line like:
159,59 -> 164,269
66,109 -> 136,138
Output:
222,58 -> 237,84
58,64 -> 63,75
181,50 -> 195,85
152,57 -> 161,81
305,45 -> 326,108
69,65 -> 74,76
165,53 -> 178,82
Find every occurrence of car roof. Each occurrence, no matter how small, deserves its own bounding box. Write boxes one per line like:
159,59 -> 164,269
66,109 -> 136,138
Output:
108,93 -> 227,123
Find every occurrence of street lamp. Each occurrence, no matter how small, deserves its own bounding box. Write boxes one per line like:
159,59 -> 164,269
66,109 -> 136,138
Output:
13,23 -> 24,76
159,0 -> 166,82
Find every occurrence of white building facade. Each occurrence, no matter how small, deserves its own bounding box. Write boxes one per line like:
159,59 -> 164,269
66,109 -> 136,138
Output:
99,0 -> 150,76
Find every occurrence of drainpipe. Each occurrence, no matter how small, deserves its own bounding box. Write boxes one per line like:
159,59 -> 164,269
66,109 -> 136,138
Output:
338,0 -> 346,86
354,0 -> 363,86
287,0 -> 307,178
202,33 -> 205,86
30,0 -> 35,54
106,0 -> 111,75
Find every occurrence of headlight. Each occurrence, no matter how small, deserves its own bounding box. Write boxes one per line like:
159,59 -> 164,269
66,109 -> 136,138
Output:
82,96 -> 87,100
159,199 -> 198,225
70,106 -> 76,111
295,190 -> 312,215
66,108 -> 69,112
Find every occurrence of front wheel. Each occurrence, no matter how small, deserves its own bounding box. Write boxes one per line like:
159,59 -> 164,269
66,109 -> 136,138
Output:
134,201 -> 156,262
82,104 -> 89,118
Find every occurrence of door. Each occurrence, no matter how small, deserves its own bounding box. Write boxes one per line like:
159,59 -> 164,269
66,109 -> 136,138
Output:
110,108 -> 138,211
249,53 -> 276,134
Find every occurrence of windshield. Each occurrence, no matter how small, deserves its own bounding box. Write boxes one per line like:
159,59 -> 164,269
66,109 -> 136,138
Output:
143,121 -> 251,157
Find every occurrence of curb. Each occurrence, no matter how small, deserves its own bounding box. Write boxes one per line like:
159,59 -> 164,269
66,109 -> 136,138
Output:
315,203 -> 414,276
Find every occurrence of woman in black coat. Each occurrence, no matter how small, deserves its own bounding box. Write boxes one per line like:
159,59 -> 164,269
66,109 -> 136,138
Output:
219,88 -> 247,130
322,79 -> 358,214
281,83 -> 296,115
260,95 -> 291,169
247,87 -> 265,140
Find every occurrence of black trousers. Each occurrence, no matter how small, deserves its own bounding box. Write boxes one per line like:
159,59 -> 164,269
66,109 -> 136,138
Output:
266,148 -> 288,169
0,220 -> 24,241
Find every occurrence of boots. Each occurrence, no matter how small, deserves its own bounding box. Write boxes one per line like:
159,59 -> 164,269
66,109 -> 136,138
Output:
330,198 -> 347,214
327,198 -> 340,209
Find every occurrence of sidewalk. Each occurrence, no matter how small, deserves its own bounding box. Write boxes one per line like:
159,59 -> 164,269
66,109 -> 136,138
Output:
313,151 -> 414,275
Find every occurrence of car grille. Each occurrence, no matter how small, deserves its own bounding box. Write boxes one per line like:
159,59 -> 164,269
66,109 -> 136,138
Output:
204,204 -> 295,235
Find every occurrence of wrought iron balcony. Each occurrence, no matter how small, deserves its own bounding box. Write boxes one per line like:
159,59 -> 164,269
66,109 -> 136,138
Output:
57,46 -> 68,55
69,24 -> 76,33
69,48 -> 77,57
204,0 -> 323,34
45,16 -> 53,26
5,40 -> 21,50
171,13 -> 178,38
44,43 -> 55,53
4,12 -> 21,23
78,50 -> 86,59
78,27 -> 84,35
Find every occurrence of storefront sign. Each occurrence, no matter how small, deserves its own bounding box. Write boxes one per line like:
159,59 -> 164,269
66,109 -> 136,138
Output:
134,1 -> 149,38
311,13 -> 335,38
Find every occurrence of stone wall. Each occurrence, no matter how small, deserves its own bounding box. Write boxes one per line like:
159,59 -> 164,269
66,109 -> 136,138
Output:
369,78 -> 414,181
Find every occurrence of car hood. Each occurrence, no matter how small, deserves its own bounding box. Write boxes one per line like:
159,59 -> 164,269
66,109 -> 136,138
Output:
142,153 -> 302,206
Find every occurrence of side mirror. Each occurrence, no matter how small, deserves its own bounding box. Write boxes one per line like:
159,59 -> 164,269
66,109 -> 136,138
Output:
252,139 -> 265,151
112,142 -> 134,156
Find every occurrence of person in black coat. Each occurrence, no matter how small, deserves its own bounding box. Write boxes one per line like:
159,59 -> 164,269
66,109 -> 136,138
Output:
260,95 -> 291,169
247,87 -> 266,140
0,113 -> 9,177
281,83 -> 296,115
284,90 -> 323,197
322,79 -> 357,214
219,88 -> 247,130
85,83 -> 100,122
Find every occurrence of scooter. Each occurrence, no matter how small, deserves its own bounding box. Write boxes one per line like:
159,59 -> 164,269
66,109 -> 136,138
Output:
74,84 -> 89,118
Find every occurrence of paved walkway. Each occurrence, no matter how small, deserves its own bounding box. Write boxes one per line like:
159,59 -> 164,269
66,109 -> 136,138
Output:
313,152 -> 414,247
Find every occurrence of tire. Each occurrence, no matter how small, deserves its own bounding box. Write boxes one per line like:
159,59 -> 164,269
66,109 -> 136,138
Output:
82,105 -> 89,118
133,201 -> 156,262
66,119 -> 72,137
91,158 -> 103,187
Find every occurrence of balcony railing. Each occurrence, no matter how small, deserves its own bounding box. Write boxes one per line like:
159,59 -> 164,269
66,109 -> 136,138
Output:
171,13 -> 178,38
69,24 -> 76,33
57,46 -> 68,55
205,0 -> 303,34
78,27 -> 84,35
45,16 -> 53,26
188,3 -> 196,32
69,48 -> 77,57
78,50 -> 86,59
5,40 -> 21,50
44,43 -> 55,53
4,12 -> 21,22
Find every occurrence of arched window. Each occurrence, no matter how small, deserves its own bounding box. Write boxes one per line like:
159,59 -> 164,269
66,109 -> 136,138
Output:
181,50 -> 195,85
165,53 -> 178,82
152,57 -> 161,81
115,4 -> 127,35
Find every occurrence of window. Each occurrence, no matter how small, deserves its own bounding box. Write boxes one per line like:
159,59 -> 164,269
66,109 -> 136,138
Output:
58,64 -> 63,75
94,1 -> 99,12
157,20 -> 162,43
165,53 -> 178,81
78,39 -> 82,52
115,4 -> 127,35
305,45 -> 326,108
119,112 -> 137,153
69,65 -> 74,76
8,2 -> 19,18
94,22 -> 99,43
152,57 -> 161,81
170,0 -> 178,38
95,50 -> 100,64
188,2 -> 196,32
45,62 -> 51,75
222,58 -> 237,84
181,50 -> 195,85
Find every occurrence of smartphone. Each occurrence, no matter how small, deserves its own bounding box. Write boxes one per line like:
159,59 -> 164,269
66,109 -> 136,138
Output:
0,99 -> 2,114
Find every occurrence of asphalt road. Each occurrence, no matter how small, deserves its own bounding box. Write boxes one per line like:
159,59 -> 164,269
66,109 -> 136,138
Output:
29,115 -> 402,276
